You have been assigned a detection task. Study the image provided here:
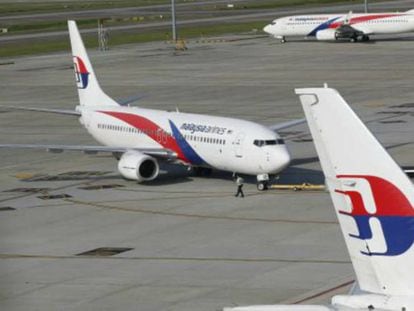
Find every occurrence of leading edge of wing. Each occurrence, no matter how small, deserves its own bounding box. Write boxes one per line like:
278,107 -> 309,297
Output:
0,106 -> 81,116
0,144 -> 176,159
268,118 -> 306,132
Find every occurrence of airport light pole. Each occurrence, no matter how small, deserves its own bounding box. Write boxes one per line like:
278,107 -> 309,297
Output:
364,0 -> 369,13
171,0 -> 177,41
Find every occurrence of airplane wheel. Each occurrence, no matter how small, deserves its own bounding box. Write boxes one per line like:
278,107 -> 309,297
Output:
280,37 -> 286,43
350,37 -> 357,43
362,35 -> 370,42
257,182 -> 268,191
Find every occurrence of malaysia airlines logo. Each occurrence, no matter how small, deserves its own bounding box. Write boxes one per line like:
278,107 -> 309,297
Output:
73,56 -> 90,89
335,175 -> 414,257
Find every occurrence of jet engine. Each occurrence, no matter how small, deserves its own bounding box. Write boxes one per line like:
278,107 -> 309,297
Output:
117,151 -> 159,182
315,28 -> 337,41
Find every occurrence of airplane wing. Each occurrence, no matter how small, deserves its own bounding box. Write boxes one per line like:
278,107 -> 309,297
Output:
351,24 -> 373,34
0,144 -> 176,159
268,118 -> 306,132
1,104 -> 306,131
0,105 -> 80,116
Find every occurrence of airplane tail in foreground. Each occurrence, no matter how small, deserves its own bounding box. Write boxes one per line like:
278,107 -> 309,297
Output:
68,20 -> 119,107
224,88 -> 414,310
296,87 -> 414,297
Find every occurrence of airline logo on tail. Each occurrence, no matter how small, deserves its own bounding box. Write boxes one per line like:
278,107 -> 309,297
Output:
335,175 -> 414,256
73,56 -> 90,89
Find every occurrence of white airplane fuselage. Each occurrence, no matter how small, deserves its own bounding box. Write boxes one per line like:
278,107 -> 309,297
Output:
263,12 -> 414,40
80,105 -> 290,176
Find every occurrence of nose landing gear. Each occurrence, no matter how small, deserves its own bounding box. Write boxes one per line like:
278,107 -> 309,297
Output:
276,35 -> 286,43
257,182 -> 268,191
257,173 -> 270,191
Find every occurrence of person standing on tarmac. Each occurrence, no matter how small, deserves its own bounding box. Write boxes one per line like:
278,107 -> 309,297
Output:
235,176 -> 245,198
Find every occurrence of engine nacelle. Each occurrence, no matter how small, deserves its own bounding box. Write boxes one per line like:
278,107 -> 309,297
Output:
316,28 -> 337,41
117,151 -> 159,182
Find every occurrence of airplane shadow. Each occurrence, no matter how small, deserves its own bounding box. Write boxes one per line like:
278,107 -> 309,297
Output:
277,166 -> 325,185
290,156 -> 319,166
268,35 -> 414,45
143,163 -> 194,186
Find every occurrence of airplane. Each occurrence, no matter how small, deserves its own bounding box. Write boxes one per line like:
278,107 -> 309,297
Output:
224,86 -> 414,310
263,9 -> 414,43
0,20 -> 305,191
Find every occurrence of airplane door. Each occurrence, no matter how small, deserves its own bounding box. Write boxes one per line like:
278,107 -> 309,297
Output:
156,129 -> 168,145
156,129 -> 162,144
233,133 -> 245,158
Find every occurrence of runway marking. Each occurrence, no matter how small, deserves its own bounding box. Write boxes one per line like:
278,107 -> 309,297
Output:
64,198 -> 338,224
0,253 -> 350,264
1,181 -> 336,225
117,187 -> 325,196
0,180 -> 87,203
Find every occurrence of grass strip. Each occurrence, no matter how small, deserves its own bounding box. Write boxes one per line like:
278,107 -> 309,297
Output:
0,0 -> 393,16
6,19 -> 98,33
0,21 -> 265,58
0,0 -> 182,15
225,0 -> 383,10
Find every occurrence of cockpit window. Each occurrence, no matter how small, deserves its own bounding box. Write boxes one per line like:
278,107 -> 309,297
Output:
271,21 -> 277,25
253,139 -> 285,147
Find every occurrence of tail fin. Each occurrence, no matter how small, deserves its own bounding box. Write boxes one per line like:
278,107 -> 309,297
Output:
296,87 -> 414,296
68,20 -> 119,107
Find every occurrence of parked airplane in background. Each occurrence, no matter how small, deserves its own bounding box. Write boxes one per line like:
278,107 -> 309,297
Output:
263,10 -> 414,42
224,86 -> 414,310
0,20 -> 305,190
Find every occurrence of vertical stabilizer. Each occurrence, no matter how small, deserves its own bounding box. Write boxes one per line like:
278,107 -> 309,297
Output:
296,87 -> 414,296
68,20 -> 118,107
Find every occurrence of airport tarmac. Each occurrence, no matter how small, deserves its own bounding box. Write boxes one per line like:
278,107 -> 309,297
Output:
1,33 -> 414,310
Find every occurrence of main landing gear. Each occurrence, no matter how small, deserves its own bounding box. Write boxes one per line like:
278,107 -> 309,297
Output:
350,35 -> 369,43
361,35 -> 370,42
193,167 -> 212,177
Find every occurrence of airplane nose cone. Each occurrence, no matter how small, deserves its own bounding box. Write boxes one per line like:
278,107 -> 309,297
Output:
278,148 -> 291,171
263,24 -> 272,34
